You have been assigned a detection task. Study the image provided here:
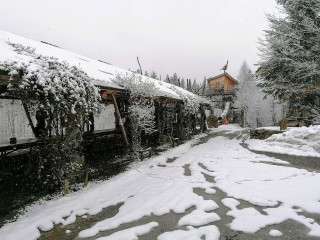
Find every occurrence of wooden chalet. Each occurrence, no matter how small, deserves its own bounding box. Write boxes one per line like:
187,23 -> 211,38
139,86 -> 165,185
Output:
207,72 -> 238,96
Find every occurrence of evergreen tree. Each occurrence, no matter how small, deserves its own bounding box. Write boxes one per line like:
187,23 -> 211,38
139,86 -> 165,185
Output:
144,71 -> 149,77
172,73 -> 179,86
257,0 -> 320,122
192,79 -> 199,93
187,79 -> 192,91
201,77 -> 208,96
165,74 -> 170,83
150,70 -> 157,79
181,78 -> 186,89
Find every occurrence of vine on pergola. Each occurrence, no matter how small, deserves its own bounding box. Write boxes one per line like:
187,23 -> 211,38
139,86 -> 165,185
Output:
0,42 -> 100,188
113,73 -> 158,149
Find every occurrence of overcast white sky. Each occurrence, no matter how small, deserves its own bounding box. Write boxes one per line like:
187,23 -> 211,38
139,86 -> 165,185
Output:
1,0 -> 278,81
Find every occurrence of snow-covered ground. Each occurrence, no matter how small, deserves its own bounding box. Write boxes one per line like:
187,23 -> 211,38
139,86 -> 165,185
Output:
247,125 -> 320,157
1,125 -> 320,240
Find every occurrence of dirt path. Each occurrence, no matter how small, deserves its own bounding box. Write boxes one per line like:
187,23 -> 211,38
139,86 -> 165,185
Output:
39,130 -> 320,240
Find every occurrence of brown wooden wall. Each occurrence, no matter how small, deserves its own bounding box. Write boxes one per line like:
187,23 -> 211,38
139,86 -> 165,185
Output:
208,75 -> 236,92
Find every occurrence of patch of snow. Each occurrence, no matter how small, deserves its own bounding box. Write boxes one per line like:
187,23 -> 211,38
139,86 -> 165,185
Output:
65,230 -> 71,234
178,210 -> 220,226
205,188 -> 216,194
157,226 -> 220,240
221,102 -> 230,118
221,198 -> 240,209
247,125 -> 320,157
269,229 -> 282,237
95,222 -> 158,240
226,205 -> 320,235
256,126 -> 281,131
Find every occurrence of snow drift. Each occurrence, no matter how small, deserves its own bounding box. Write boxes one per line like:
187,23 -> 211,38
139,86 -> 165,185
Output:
247,125 -> 320,157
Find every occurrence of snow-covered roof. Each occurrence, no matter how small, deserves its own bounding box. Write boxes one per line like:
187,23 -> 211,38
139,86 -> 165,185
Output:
207,72 -> 238,84
0,30 -> 206,103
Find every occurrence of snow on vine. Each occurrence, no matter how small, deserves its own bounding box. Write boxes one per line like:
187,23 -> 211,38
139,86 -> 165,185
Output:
112,73 -> 158,147
166,84 -> 201,115
0,41 -> 100,128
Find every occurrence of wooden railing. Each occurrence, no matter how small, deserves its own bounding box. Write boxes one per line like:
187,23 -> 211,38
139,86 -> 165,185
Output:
210,88 -> 235,95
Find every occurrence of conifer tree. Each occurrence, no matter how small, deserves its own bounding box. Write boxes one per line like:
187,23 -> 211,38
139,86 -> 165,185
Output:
257,0 -> 320,122
165,74 -> 170,83
172,73 -> 179,86
181,78 -> 186,89
150,70 -> 157,79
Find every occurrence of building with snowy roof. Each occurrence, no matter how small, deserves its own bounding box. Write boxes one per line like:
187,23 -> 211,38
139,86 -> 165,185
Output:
0,30 -> 210,156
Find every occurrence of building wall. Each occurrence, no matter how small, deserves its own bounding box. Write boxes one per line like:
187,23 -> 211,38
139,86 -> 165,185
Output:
94,104 -> 116,130
0,99 -> 35,143
208,76 -> 236,92
224,77 -> 236,90
0,100 -> 116,143
208,77 -> 225,91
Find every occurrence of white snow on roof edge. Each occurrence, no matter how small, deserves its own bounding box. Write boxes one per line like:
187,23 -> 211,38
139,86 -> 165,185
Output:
0,29 -> 208,104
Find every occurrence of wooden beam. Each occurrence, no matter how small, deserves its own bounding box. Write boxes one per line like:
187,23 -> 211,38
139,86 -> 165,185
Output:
0,74 -> 22,85
101,89 -> 120,99
111,93 -> 129,146
0,74 -> 10,82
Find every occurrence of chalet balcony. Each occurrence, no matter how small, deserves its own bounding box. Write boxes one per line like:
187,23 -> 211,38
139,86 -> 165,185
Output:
210,87 -> 236,95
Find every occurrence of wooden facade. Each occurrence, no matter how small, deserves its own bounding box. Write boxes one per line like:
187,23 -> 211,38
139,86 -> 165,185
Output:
207,73 -> 238,95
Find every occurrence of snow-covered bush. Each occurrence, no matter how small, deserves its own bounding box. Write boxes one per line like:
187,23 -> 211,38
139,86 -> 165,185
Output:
0,42 -> 100,189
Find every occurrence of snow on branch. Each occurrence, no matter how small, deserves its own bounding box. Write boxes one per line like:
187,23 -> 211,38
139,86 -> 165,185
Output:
167,84 -> 201,115
113,73 -> 157,136
0,41 -> 101,187
0,41 -> 100,128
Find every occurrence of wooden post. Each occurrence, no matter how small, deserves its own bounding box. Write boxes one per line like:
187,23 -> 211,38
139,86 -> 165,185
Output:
64,178 -> 70,194
84,171 -> 89,187
280,118 -> 288,131
111,93 -> 129,146
21,100 -> 36,136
